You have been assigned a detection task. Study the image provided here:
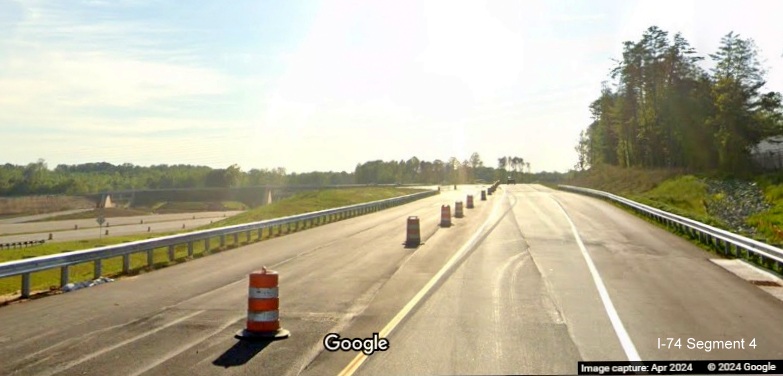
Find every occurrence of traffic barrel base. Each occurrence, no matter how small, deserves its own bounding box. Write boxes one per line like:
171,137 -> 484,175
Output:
466,195 -> 474,209
235,328 -> 291,340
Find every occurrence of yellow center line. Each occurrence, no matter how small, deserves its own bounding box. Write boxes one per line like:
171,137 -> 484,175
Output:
337,189 -> 505,376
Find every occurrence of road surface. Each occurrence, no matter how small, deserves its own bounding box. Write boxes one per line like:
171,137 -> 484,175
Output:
0,211 -> 243,244
0,209 -> 94,225
0,185 -> 781,376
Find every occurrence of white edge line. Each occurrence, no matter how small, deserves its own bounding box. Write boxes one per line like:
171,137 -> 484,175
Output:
128,314 -> 245,376
552,197 -> 641,362
41,310 -> 206,376
338,189 -> 506,376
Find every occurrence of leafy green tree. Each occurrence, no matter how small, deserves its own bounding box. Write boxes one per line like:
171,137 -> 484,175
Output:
708,32 -> 770,171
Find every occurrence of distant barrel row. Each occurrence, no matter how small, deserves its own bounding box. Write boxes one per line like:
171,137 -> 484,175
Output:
236,182 -> 502,342
406,181 -> 501,247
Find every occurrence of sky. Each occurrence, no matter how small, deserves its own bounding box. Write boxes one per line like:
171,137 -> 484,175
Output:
1,0 -> 781,173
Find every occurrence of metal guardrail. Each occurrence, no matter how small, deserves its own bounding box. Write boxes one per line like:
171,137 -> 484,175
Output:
94,183 -> 430,195
559,185 -> 783,272
0,190 -> 439,298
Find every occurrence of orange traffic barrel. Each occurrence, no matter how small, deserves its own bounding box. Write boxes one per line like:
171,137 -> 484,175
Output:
466,195 -> 474,209
405,216 -> 421,248
481,190 -> 486,201
440,205 -> 451,227
236,267 -> 290,340
455,201 -> 464,218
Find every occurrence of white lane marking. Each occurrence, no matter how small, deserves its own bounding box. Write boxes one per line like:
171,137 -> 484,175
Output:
551,197 -> 641,362
338,189 -> 506,376
492,251 -> 529,359
128,314 -> 245,376
39,310 -> 206,376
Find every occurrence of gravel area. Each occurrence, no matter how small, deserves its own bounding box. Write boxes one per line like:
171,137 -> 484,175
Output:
704,179 -> 771,235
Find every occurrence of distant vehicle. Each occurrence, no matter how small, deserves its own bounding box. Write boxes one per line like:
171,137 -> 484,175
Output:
507,177 -> 516,184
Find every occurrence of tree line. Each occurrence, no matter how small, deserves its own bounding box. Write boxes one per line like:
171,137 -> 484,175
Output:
575,26 -> 783,173
0,160 -> 352,196
0,153 -> 543,196
353,153 -> 530,184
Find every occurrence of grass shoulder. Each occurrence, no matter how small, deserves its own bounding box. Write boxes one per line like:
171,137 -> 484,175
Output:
200,187 -> 425,229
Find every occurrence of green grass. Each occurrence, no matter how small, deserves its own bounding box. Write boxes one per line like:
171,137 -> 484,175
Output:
567,164 -> 684,195
746,183 -> 783,245
630,175 -> 722,226
201,187 -> 423,229
569,167 -> 723,227
0,187 -> 425,300
153,201 -> 248,213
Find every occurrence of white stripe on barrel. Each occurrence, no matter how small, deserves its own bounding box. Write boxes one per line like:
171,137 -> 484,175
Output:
249,287 -> 278,299
248,310 -> 279,322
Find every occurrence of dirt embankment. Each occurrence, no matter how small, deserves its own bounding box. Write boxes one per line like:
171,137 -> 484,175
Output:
0,196 -> 95,217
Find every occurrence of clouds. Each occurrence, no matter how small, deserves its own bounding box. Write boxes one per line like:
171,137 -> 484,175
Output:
0,0 -> 242,140
1,0 -> 781,173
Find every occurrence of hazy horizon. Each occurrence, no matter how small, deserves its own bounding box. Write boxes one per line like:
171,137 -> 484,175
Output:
2,0 -> 781,174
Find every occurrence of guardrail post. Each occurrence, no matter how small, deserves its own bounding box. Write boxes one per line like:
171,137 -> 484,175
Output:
246,231 -> 250,243
233,233 -> 239,246
94,259 -> 102,279
205,238 -> 211,253
168,245 -> 175,261
724,241 -> 731,256
60,265 -> 69,287
123,254 -> 130,273
147,249 -> 154,267
22,273 -> 31,298
258,228 -> 263,240
188,241 -> 194,257
220,235 -> 226,248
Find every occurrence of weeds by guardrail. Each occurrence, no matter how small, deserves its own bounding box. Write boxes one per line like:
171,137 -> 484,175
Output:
559,185 -> 783,276
0,190 -> 438,298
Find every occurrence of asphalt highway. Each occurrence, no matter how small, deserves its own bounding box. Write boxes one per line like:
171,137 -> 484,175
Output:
0,185 -> 781,376
0,209 -> 93,225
